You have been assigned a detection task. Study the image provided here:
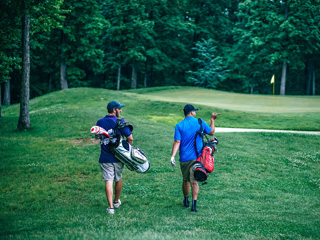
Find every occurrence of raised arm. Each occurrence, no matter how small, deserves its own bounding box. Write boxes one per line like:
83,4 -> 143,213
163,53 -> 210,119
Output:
208,113 -> 220,135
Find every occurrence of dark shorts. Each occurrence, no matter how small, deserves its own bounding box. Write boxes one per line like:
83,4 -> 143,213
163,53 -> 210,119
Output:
180,160 -> 196,182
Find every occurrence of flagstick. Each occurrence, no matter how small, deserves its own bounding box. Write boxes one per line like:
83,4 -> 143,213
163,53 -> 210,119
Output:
273,82 -> 275,96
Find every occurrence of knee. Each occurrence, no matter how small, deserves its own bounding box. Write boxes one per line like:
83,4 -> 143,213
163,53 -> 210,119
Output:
190,181 -> 198,187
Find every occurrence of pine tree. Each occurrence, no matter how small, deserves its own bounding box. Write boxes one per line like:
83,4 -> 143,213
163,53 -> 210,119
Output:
188,39 -> 228,88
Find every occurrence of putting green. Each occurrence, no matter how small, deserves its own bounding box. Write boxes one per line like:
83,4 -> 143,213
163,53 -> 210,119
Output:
129,87 -> 320,113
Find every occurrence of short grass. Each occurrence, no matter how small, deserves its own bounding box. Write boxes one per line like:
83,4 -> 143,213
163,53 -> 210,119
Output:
0,87 -> 319,239
123,87 -> 320,131
128,86 -> 320,113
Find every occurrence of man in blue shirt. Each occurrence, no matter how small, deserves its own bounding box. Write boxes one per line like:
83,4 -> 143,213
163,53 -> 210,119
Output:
97,101 -> 133,215
170,104 -> 220,212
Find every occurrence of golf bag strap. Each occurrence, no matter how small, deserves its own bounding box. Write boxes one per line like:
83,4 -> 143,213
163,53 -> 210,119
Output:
194,118 -> 210,156
115,118 -> 134,136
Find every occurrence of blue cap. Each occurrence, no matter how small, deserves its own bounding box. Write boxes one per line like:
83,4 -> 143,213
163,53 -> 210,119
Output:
183,104 -> 199,115
107,101 -> 125,112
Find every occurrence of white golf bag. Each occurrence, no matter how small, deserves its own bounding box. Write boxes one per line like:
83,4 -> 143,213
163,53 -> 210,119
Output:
91,123 -> 150,173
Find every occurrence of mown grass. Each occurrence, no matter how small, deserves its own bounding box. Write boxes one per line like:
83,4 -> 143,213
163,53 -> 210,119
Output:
0,87 -> 319,239
123,86 -> 320,131
129,86 -> 320,113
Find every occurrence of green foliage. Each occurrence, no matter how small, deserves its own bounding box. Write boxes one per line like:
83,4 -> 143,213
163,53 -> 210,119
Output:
0,88 -> 319,239
188,39 -> 229,88
24,0 -> 107,96
101,0 -> 184,88
0,0 -> 65,103
61,0 -> 107,82
226,0 -> 320,94
30,0 -> 65,34
0,1 -> 22,84
2,0 -> 320,104
142,1 -> 203,87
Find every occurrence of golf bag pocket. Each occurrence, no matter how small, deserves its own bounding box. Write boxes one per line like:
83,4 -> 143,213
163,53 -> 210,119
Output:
131,146 -> 148,164
198,146 -> 214,173
192,162 -> 208,182
192,146 -> 214,182
111,136 -> 150,173
131,146 -> 150,173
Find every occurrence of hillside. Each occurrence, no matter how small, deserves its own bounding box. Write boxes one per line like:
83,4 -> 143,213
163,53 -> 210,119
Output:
0,87 -> 319,239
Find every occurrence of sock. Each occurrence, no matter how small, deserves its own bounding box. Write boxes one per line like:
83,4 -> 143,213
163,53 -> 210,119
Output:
191,200 -> 197,211
183,196 -> 190,207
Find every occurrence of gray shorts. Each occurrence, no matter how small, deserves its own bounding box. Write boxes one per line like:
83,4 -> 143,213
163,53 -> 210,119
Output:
100,162 -> 124,182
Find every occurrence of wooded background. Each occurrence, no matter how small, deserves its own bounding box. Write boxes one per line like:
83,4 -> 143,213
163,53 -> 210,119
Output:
1,0 -> 320,107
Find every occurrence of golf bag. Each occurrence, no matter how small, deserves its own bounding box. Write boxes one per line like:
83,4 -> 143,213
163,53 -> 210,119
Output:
192,118 -> 219,183
91,119 -> 150,173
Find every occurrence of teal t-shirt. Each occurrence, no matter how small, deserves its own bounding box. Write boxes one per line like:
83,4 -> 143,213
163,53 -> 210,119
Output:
174,117 -> 212,162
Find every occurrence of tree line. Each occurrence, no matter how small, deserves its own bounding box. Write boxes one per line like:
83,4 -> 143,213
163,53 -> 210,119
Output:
0,0 -> 319,127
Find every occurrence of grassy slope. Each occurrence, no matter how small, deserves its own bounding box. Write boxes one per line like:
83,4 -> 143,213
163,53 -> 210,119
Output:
0,87 -> 319,239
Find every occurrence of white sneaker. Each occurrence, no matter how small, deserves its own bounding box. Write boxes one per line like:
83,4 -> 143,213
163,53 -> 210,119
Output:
113,199 -> 121,209
106,208 -> 114,215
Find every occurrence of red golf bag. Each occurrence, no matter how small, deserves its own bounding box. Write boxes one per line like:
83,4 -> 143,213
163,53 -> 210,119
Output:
192,118 -> 218,183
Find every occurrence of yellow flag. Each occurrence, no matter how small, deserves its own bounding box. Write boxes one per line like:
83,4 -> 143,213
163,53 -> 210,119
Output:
270,75 -> 275,84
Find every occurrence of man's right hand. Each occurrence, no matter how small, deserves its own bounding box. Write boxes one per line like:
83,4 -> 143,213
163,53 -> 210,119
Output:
211,112 -> 221,120
170,157 -> 176,167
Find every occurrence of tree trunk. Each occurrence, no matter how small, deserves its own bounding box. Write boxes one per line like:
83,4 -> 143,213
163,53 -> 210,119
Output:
306,59 -> 311,95
60,30 -> 68,90
117,64 -> 121,90
3,79 -> 10,105
144,62 -> 147,88
306,59 -> 314,95
49,73 -> 52,92
144,72 -> 147,88
18,14 -> 31,130
0,83 -> 2,118
280,3 -> 288,96
131,64 -> 137,89
280,62 -> 287,95
308,58 -> 316,96
312,66 -> 315,95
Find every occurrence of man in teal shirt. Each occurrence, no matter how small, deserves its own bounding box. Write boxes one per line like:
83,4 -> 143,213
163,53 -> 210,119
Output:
170,104 -> 220,212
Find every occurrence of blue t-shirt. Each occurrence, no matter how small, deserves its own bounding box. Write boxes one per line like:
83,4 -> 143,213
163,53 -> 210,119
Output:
97,115 -> 132,163
174,117 -> 212,162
